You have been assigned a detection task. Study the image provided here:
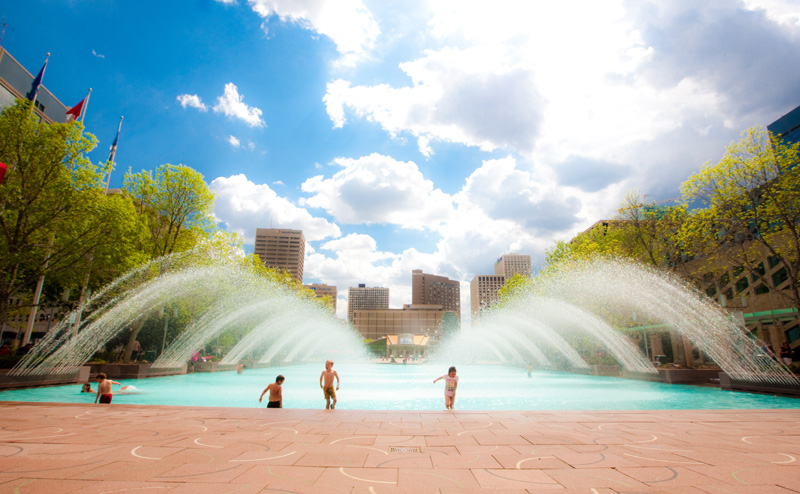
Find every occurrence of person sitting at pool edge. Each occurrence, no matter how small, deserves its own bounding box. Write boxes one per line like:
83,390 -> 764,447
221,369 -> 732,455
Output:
259,375 -> 285,408
94,373 -> 121,404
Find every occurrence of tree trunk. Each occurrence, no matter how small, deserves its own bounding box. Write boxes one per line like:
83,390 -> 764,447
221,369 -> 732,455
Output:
123,316 -> 147,363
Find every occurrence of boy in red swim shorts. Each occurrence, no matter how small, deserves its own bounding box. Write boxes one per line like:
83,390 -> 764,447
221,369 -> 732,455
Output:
94,373 -> 121,404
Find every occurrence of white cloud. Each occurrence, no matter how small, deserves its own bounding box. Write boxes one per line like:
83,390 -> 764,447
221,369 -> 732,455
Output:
228,135 -> 241,147
210,174 -> 340,244
246,0 -> 380,63
742,0 -> 800,26
176,94 -> 208,111
213,83 -> 265,127
300,153 -> 453,228
324,46 -> 543,156
91,49 -> 105,59
215,0 -> 238,4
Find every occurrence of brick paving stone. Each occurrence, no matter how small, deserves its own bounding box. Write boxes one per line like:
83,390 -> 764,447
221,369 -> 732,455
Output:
0,403 -> 798,493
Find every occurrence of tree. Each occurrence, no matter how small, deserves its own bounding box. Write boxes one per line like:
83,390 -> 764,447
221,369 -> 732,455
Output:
617,192 -> 688,272
124,163 -> 215,259
679,126 -> 800,312
0,100 -> 140,331
119,163 -> 216,361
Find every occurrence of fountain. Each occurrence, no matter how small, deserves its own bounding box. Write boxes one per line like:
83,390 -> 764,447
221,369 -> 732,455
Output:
10,248 -> 363,377
10,251 -> 798,394
444,258 -> 799,387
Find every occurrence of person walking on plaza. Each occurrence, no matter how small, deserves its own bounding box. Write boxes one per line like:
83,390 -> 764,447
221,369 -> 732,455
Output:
433,366 -> 459,410
320,360 -> 340,409
259,375 -> 285,408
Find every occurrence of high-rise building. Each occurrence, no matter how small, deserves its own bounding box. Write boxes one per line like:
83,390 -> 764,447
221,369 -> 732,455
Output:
254,228 -> 305,283
347,284 -> 389,323
494,253 -> 532,278
470,275 -> 505,319
411,270 -> 461,320
304,283 -> 337,311
0,48 -> 69,124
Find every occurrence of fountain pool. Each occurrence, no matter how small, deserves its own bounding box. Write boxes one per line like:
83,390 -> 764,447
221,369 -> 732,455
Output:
1,363 -> 798,410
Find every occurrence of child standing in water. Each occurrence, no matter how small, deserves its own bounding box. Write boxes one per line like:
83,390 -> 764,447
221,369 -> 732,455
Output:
433,366 -> 458,410
319,360 -> 340,409
259,375 -> 285,408
94,373 -> 121,404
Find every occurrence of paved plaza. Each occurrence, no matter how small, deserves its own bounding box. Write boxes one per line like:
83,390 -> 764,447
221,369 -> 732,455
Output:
0,402 -> 798,493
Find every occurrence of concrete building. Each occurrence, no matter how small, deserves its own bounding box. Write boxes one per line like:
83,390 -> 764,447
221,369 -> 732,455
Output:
254,228 -> 305,283
347,284 -> 389,324
0,47 -> 69,124
352,304 -> 443,341
494,253 -> 532,278
470,275 -> 506,319
411,270 -> 461,320
304,283 -> 337,311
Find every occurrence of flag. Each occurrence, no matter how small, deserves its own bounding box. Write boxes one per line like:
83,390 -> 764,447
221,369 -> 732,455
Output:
108,116 -> 123,163
27,53 -> 49,103
66,97 -> 85,121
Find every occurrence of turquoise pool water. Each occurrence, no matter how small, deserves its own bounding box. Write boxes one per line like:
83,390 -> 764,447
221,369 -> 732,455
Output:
1,363 -> 798,410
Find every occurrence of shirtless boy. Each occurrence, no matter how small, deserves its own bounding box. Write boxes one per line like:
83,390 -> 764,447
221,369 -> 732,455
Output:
259,375 -> 285,408
319,360 -> 340,409
94,373 -> 121,404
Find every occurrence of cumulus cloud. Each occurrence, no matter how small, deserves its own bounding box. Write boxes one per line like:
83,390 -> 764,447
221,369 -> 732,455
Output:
210,174 -> 340,244
213,83 -> 265,127
300,153 -> 454,228
227,135 -> 241,147
176,94 -> 208,111
246,0 -> 380,62
324,46 -> 544,156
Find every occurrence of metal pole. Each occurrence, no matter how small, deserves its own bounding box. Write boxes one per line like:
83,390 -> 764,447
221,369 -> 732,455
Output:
22,234 -> 54,345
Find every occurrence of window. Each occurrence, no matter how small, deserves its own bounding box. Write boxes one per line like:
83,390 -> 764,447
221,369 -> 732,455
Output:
772,267 -> 788,288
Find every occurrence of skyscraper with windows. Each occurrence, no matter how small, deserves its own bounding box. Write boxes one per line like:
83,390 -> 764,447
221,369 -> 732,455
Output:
254,228 -> 305,283
494,253 -> 532,278
411,270 -> 460,320
347,284 -> 389,324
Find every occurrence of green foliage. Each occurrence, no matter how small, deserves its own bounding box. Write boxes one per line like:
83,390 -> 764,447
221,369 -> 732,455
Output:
679,126 -> 800,310
496,273 -> 533,306
123,163 -> 216,258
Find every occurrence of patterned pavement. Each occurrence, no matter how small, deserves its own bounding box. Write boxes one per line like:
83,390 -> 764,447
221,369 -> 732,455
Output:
0,402 -> 798,493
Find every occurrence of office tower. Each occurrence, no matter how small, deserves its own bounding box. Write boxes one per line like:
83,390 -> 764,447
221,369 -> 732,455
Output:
347,284 -> 389,323
411,270 -> 461,320
304,283 -> 337,311
470,275 -> 505,319
494,253 -> 532,278
254,228 -> 305,282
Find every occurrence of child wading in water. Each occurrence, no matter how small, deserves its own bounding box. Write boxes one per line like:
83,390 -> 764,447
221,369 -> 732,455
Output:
433,366 -> 458,410
320,360 -> 340,409
259,375 -> 285,408
94,373 -> 121,404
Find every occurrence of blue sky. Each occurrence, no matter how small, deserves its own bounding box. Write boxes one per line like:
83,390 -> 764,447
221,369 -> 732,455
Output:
3,0 -> 800,321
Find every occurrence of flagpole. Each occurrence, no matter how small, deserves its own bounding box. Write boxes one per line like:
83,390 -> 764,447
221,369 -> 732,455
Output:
105,116 -> 123,191
79,88 -> 91,123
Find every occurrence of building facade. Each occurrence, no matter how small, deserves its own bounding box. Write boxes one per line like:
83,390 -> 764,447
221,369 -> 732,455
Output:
304,283 -> 337,311
470,275 -> 506,319
411,269 -> 461,320
347,284 -> 389,323
494,253 -> 532,278
352,304 -> 443,340
0,48 -> 69,124
254,228 -> 305,283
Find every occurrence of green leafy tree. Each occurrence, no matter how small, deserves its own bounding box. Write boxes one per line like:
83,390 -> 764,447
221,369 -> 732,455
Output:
0,100 -> 139,331
679,126 -> 800,312
124,163 -> 216,258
